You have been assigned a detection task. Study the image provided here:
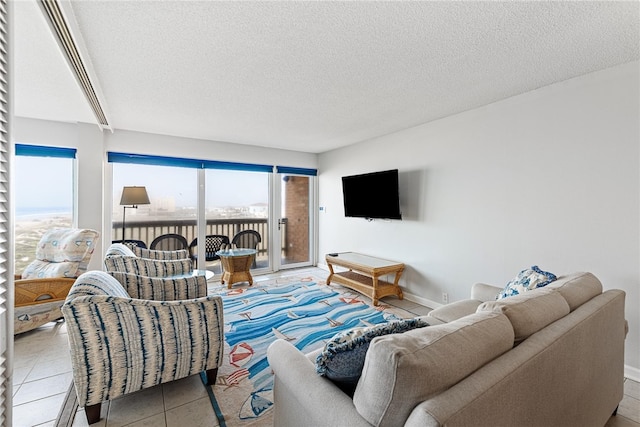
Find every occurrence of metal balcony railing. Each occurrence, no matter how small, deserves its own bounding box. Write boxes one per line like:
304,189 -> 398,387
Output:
113,218 -> 270,255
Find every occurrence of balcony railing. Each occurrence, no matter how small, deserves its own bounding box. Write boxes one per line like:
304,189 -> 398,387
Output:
113,218 -> 270,255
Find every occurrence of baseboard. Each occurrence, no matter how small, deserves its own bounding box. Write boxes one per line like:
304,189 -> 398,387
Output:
401,290 -> 441,310
625,365 -> 640,382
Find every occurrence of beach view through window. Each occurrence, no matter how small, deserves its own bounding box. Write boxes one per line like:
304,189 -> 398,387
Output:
14,155 -> 74,273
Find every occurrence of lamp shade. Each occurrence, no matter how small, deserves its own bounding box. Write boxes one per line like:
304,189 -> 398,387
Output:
120,186 -> 150,206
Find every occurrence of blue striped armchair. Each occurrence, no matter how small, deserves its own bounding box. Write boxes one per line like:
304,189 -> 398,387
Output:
62,270 -> 224,424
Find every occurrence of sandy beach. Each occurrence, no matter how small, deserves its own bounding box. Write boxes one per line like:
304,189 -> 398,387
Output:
14,214 -> 72,274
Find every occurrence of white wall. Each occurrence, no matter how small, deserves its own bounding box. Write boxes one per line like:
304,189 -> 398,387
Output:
318,61 -> 640,377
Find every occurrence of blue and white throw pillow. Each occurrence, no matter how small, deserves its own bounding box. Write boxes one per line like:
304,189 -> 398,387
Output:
316,317 -> 429,394
496,265 -> 557,300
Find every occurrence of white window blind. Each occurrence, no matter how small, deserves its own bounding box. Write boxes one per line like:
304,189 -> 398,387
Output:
0,0 -> 11,424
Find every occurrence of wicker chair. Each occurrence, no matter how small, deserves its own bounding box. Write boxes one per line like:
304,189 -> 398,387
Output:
14,228 -> 99,334
62,270 -> 224,424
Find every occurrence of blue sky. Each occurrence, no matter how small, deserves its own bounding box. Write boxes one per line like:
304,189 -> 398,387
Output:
15,157 -> 269,211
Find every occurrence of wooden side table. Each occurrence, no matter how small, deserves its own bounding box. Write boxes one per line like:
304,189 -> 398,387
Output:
326,252 -> 404,306
216,249 -> 257,288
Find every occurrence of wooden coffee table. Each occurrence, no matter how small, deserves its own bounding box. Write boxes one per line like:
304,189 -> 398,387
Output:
326,252 -> 404,306
216,249 -> 257,288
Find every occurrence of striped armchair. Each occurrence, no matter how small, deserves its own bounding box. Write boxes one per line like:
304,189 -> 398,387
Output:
105,243 -> 193,275
62,270 -> 224,425
106,242 -> 190,260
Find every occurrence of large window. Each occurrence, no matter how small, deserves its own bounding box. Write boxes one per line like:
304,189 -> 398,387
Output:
14,145 -> 75,274
112,163 -> 197,250
205,169 -> 270,270
109,152 -> 315,274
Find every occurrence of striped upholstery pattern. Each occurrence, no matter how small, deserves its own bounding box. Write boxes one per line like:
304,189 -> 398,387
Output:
104,255 -> 193,277
105,243 -> 136,258
62,271 -> 224,408
134,246 -> 189,260
107,271 -> 206,300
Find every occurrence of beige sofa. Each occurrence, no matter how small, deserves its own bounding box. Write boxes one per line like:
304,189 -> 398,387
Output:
267,272 -> 626,427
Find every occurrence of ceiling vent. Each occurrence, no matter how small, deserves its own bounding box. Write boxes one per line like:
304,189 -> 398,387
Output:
38,0 -> 110,129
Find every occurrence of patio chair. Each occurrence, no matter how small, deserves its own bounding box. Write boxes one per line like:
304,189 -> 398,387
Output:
14,228 -> 100,334
63,270 -> 223,424
231,230 -> 261,251
150,233 -> 189,251
188,235 -> 230,271
231,230 -> 262,268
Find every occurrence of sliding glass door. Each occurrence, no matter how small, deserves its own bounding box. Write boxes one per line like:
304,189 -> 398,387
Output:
274,169 -> 316,270
204,168 -> 270,272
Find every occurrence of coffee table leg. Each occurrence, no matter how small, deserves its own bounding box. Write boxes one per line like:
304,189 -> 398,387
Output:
372,276 -> 379,306
327,262 -> 335,285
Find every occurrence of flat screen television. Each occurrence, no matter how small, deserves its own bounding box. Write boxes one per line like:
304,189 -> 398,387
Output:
342,169 -> 402,220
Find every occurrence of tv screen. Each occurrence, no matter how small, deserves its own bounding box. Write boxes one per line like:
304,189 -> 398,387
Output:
342,169 -> 402,220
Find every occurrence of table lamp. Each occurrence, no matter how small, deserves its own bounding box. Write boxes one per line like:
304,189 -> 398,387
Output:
119,186 -> 150,240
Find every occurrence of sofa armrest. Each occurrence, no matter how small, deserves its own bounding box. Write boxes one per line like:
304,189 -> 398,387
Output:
471,282 -> 501,301
267,339 -> 372,427
63,294 -> 224,407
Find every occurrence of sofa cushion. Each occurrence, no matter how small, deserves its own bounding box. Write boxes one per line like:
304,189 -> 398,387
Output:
316,318 -> 429,394
546,272 -> 602,311
427,299 -> 483,323
353,311 -> 514,427
496,265 -> 557,299
477,288 -> 570,343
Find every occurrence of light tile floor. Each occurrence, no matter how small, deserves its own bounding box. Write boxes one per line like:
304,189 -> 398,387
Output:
12,267 -> 640,426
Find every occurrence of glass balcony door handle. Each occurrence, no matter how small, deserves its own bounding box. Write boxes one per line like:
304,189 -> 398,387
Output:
278,218 -> 288,230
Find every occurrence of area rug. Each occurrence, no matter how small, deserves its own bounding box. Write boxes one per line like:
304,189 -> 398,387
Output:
206,278 -> 416,426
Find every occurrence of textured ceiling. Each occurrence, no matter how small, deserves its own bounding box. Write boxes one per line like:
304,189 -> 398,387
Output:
15,1 -> 640,153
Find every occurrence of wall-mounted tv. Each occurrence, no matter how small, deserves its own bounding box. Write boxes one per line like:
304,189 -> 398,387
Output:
342,169 -> 402,220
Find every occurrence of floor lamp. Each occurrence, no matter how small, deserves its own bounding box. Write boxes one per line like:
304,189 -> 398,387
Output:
120,186 -> 150,240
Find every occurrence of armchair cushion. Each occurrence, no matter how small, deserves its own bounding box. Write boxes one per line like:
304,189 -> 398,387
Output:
104,255 -> 193,277
134,246 -> 189,260
22,260 -> 80,279
105,243 -> 136,257
108,271 -> 207,300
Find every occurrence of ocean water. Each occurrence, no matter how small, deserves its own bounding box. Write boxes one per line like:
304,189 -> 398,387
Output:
15,207 -> 72,219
